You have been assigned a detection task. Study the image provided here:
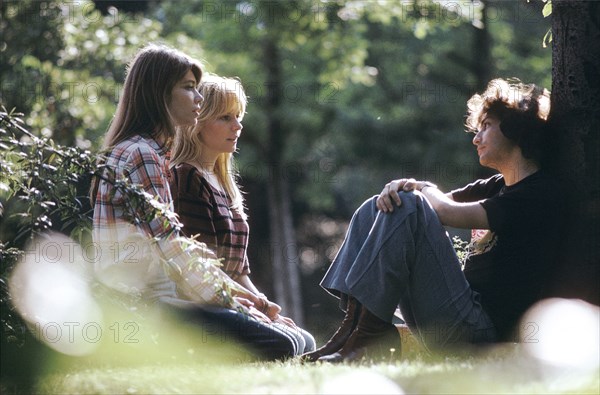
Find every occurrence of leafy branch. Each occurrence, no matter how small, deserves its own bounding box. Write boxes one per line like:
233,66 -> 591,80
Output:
528,0 -> 553,47
0,108 -> 229,344
0,107 -> 97,245
452,235 -> 470,269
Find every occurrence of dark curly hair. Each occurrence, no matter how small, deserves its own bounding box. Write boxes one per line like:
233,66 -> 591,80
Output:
466,78 -> 551,164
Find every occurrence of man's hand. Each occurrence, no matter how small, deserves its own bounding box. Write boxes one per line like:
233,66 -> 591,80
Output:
377,178 -> 435,212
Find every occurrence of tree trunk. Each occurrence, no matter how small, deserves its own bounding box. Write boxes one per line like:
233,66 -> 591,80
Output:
473,0 -> 492,89
549,0 -> 600,305
266,172 -> 304,326
262,34 -> 305,325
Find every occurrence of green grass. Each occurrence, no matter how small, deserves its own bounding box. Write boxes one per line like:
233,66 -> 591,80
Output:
14,346 -> 599,394
3,307 -> 598,394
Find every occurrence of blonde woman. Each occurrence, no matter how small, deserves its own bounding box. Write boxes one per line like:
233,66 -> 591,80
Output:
170,74 -> 315,356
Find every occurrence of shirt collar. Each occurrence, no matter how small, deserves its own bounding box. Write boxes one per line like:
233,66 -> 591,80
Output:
139,134 -> 168,157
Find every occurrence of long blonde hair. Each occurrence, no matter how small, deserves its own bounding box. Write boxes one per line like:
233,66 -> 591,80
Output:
170,74 -> 247,218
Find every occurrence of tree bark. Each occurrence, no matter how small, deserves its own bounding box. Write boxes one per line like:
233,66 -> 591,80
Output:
266,171 -> 304,326
262,34 -> 305,326
549,0 -> 600,305
473,0 -> 492,89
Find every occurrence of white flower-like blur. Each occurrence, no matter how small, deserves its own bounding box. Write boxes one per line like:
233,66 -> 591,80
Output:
9,233 -> 103,356
521,298 -> 599,372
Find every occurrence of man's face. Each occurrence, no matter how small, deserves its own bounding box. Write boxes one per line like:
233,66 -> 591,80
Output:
472,115 -> 517,170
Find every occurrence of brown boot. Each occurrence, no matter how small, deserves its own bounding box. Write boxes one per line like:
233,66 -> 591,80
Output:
301,297 -> 362,362
318,307 -> 401,363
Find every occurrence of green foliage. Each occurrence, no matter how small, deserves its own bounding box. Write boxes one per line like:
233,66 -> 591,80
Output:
452,235 -> 470,268
0,108 -> 95,244
0,107 -> 98,344
1,0 -> 163,148
0,109 -> 230,344
541,0 -> 553,47
542,0 -> 553,18
488,1 -> 551,88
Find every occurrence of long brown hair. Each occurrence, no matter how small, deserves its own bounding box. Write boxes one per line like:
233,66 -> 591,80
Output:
90,43 -> 202,205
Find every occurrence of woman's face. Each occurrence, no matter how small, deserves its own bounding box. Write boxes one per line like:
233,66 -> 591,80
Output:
472,115 -> 517,170
198,109 -> 243,158
167,70 -> 203,127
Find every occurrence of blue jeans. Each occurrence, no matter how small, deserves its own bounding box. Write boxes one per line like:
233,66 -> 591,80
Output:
321,192 -> 497,349
158,298 -> 304,360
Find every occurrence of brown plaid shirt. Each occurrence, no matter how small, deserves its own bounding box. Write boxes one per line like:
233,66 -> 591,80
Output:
170,163 -> 250,280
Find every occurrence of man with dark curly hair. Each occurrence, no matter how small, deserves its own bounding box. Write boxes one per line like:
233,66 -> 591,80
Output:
305,78 -> 560,363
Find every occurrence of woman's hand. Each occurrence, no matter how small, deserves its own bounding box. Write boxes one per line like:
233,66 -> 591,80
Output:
233,297 -> 272,323
274,314 -> 297,329
236,296 -> 297,328
255,296 -> 282,321
264,300 -> 282,321
248,306 -> 272,323
376,178 -> 436,212
233,296 -> 254,310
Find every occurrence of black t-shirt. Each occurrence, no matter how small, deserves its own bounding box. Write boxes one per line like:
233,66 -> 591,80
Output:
451,171 -> 561,340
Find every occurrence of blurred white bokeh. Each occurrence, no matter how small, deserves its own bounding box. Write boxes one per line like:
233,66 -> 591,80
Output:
9,233 -> 103,356
521,298 -> 600,372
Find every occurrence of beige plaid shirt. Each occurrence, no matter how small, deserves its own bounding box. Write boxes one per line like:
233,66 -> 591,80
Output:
92,135 -> 234,306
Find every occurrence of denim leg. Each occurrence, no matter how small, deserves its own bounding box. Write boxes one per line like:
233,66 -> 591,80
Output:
271,322 -> 304,355
158,299 -> 296,360
299,327 -> 316,353
271,323 -> 316,354
321,195 -> 385,298
321,192 -> 496,347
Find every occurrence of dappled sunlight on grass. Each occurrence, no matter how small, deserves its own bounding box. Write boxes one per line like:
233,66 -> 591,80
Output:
5,232 -> 598,394
29,344 -> 599,395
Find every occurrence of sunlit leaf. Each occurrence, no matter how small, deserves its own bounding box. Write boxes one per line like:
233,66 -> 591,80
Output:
542,1 -> 553,18
543,29 -> 553,48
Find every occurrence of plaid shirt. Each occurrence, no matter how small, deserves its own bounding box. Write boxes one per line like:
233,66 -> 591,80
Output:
170,163 -> 251,280
92,135 -> 234,306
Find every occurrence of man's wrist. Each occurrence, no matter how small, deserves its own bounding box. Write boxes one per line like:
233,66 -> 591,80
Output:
418,181 -> 437,191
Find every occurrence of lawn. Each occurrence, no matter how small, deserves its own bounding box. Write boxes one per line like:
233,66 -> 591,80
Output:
5,344 -> 598,394
2,298 -> 598,394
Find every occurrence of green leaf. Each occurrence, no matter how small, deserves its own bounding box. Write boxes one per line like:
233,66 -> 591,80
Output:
543,28 -> 553,48
542,2 -> 552,18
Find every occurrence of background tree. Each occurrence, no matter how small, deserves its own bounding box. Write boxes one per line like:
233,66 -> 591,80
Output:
157,0 -> 372,325
548,0 -> 599,305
